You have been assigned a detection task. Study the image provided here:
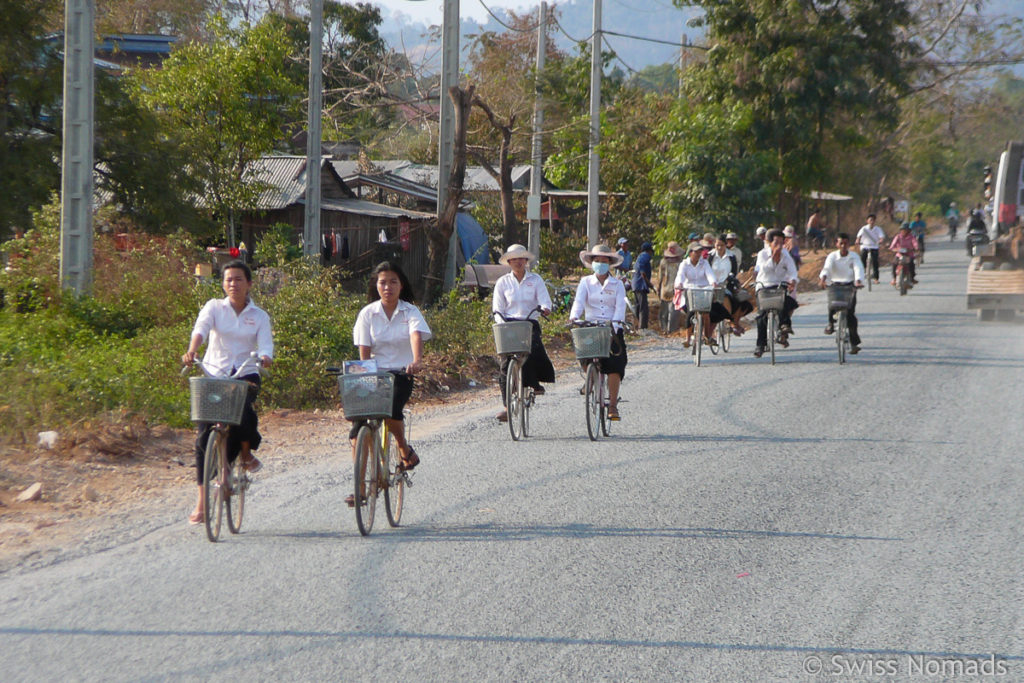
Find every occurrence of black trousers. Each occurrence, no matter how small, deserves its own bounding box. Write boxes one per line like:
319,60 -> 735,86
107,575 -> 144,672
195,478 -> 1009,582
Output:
828,290 -> 861,346
633,289 -> 650,329
194,374 -> 261,485
500,320 -> 555,405
755,295 -> 798,348
860,249 -> 880,280
348,371 -> 414,439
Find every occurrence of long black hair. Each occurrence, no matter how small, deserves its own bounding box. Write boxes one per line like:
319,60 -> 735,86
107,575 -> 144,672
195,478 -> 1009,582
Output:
368,261 -> 415,304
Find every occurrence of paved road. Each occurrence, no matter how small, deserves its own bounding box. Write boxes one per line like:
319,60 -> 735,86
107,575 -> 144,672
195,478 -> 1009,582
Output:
2,238 -> 1023,681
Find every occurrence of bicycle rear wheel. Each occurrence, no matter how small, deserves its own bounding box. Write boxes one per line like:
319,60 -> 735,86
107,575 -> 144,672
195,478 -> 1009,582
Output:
768,311 -> 777,365
585,362 -> 600,441
225,453 -> 246,534
382,426 -> 404,527
507,359 -> 524,441
836,310 -> 847,365
354,425 -> 378,536
203,430 -> 224,542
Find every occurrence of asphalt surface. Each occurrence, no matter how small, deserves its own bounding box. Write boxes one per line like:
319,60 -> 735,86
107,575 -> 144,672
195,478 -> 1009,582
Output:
2,238 -> 1023,681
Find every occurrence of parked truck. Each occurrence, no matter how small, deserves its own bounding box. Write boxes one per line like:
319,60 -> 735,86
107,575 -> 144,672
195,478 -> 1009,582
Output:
966,141 -> 1024,320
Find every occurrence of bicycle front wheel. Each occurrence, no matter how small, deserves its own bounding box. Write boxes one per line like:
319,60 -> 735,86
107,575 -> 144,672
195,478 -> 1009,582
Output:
203,430 -> 225,542
768,312 -> 777,365
836,310 -> 847,365
225,452 -> 246,534
718,320 -> 730,353
692,317 -> 702,366
383,427 -> 404,527
585,362 -> 600,441
354,425 -> 378,536
507,358 -> 524,441
899,267 -> 909,295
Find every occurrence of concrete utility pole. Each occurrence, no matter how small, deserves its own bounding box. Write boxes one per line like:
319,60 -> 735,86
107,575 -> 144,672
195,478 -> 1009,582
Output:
440,0 -> 460,290
303,0 -> 324,259
60,0 -> 95,295
585,0 -> 602,248
527,2 -> 547,259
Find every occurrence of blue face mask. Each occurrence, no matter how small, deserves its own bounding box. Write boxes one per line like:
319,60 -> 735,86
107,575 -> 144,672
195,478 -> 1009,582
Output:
592,261 -> 610,276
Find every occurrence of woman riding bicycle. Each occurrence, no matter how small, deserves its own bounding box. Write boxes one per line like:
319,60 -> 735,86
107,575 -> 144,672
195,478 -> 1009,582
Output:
348,262 -> 431,507
570,244 -> 629,421
492,244 -> 555,422
673,242 -> 730,347
182,260 -> 273,526
707,235 -> 751,336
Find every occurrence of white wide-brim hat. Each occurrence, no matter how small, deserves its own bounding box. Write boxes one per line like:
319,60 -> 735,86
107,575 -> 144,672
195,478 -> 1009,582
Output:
579,243 -> 624,268
498,243 -> 537,266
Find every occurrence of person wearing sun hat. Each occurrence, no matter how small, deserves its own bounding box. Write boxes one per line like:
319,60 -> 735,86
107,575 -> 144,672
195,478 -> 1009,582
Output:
570,244 -> 629,420
655,241 -> 684,333
492,244 -> 555,422
783,224 -> 802,268
724,231 -> 743,268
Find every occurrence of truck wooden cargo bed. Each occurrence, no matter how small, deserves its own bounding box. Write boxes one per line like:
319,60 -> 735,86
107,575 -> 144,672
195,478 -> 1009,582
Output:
966,255 -> 1024,316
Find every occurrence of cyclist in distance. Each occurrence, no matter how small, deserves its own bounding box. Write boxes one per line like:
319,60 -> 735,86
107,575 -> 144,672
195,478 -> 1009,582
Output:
570,244 -> 629,421
819,233 -> 865,354
888,223 -> 919,287
855,213 -> 885,284
492,244 -> 554,422
753,229 -> 799,358
707,235 -> 752,336
182,260 -> 273,525
348,262 -> 432,506
909,211 -> 927,259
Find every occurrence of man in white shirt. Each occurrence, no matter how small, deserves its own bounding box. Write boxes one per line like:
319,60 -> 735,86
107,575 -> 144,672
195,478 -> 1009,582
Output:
753,229 -> 799,357
724,232 -> 743,268
855,213 -> 885,283
819,233 -> 865,353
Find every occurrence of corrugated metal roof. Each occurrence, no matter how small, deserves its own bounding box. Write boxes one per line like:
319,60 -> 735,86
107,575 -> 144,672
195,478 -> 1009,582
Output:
330,159 -> 415,177
249,155 -> 313,209
392,164 -> 534,191
320,197 -> 434,219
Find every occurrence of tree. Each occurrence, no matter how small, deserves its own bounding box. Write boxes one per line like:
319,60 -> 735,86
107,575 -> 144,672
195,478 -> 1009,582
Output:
0,0 -> 63,237
651,99 -> 777,246
131,16 -> 303,244
677,0 -> 918,218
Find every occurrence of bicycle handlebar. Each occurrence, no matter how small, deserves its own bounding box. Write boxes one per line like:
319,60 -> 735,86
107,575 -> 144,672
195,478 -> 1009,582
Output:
493,305 -> 547,323
182,352 -> 264,379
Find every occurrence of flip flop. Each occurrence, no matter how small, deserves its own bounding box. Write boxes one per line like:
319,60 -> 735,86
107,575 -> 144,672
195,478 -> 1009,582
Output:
188,510 -> 204,525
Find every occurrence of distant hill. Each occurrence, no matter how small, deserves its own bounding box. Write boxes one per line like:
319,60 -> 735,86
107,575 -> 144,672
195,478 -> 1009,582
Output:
378,1 -> 1024,76
378,1 -> 702,73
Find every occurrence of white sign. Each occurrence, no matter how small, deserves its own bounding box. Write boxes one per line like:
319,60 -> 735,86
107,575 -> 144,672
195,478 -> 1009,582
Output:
895,200 -> 910,214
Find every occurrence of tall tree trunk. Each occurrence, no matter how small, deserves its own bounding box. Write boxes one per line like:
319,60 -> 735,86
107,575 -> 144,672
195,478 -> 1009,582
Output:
423,84 -> 474,306
472,97 -> 518,246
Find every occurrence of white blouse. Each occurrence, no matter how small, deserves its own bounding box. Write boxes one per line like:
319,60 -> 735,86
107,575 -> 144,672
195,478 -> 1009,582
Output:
492,271 -> 552,319
674,259 -> 718,289
352,300 -> 433,371
570,274 -> 627,328
191,297 -> 274,377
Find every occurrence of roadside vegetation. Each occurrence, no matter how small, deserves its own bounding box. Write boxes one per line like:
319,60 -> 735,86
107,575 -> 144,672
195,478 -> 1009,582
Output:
3,0 -> 1024,441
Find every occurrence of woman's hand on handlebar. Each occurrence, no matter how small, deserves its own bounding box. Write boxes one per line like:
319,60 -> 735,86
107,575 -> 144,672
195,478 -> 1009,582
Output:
181,350 -> 197,366
260,355 -> 273,368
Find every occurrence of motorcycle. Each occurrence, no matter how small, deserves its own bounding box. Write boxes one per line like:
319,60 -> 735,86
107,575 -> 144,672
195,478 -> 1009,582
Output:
965,228 -> 989,257
894,248 -> 913,296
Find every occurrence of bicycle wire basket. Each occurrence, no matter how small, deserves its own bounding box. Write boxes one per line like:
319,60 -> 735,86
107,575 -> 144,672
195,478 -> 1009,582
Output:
339,372 -> 395,420
571,325 -> 612,360
686,288 -> 715,312
756,287 -> 787,312
828,284 -> 855,310
493,321 -> 533,355
189,377 -> 249,425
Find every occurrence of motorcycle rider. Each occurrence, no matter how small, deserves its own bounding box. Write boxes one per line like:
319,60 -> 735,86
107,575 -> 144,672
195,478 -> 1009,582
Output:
965,206 -> 989,256
888,222 -> 919,287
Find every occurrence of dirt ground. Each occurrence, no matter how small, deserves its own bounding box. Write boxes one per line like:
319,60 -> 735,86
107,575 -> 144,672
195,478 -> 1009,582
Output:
0,246 -> 834,571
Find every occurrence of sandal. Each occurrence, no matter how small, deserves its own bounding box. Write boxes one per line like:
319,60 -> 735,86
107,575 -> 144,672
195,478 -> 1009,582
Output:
344,493 -> 367,507
608,407 -> 621,421
400,447 -> 420,471
188,510 -> 204,525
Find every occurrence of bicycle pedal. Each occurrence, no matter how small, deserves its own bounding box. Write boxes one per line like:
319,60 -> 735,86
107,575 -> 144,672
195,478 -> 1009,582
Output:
402,472 -> 414,487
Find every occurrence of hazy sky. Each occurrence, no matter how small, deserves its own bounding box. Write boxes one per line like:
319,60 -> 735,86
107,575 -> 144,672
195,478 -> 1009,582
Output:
368,0 -> 534,25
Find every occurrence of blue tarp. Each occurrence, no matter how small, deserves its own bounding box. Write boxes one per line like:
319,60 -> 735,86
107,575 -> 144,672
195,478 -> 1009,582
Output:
456,213 -> 490,264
